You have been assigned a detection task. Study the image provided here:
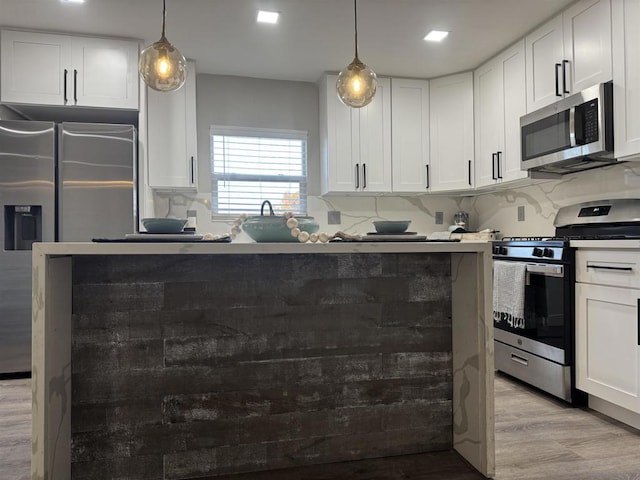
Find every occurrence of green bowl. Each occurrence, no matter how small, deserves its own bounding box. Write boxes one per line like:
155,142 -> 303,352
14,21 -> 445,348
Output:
142,217 -> 187,234
373,220 -> 411,234
242,215 -> 319,242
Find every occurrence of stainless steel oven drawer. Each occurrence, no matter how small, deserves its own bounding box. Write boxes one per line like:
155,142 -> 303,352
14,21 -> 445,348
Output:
495,340 -> 572,402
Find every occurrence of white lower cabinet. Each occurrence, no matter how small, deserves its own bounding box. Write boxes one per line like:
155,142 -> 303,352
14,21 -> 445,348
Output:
575,248 -> 640,414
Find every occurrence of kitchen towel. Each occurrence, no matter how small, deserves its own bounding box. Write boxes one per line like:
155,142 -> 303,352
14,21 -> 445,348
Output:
493,260 -> 527,329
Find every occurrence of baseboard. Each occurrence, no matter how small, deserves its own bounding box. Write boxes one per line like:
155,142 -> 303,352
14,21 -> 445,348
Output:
588,395 -> 640,431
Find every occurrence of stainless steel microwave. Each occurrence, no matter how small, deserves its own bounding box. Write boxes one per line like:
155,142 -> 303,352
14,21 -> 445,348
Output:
520,82 -> 615,175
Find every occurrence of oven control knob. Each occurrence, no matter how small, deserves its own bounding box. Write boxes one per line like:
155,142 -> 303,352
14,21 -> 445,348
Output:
493,246 -> 501,255
532,247 -> 544,257
499,246 -> 508,255
543,248 -> 554,258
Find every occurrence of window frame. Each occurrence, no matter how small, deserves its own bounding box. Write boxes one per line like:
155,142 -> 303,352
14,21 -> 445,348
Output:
210,125 -> 308,218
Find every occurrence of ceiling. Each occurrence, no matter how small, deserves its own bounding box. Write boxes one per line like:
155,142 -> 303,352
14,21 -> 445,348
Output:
0,0 -> 575,83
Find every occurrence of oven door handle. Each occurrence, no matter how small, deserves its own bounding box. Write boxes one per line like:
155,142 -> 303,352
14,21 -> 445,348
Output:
526,264 -> 564,277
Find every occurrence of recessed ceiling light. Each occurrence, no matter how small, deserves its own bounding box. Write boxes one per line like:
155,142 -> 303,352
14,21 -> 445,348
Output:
424,30 -> 449,42
61,0 -> 85,3
257,10 -> 279,24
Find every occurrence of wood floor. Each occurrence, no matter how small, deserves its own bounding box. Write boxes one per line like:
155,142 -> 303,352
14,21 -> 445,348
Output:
1,373 -> 639,480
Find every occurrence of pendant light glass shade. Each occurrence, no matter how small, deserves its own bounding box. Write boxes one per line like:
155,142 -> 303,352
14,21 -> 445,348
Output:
139,0 -> 187,92
336,0 -> 377,108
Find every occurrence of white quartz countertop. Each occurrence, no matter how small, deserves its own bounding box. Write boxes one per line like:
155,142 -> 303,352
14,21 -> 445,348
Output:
571,239 -> 640,249
33,240 -> 491,256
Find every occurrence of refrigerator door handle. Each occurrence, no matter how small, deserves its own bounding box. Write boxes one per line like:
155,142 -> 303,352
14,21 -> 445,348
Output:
73,69 -> 78,105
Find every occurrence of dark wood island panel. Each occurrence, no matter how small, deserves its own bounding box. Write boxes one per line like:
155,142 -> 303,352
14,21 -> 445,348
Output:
68,253 -> 453,479
32,242 -> 494,480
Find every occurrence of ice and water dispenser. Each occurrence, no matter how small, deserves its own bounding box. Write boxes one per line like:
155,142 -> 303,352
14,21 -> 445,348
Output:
4,205 -> 43,251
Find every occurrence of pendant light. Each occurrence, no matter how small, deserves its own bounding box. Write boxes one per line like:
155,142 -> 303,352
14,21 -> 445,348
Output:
139,0 -> 187,92
336,0 -> 377,108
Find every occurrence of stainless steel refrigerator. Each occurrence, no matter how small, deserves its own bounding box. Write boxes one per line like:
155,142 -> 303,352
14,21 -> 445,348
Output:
0,120 -> 137,374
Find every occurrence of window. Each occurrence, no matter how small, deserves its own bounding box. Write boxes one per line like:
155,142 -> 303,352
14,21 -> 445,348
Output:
210,126 -> 308,216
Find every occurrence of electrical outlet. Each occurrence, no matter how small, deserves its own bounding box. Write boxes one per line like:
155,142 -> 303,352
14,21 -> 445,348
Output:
518,206 -> 525,222
435,212 -> 444,225
327,211 -> 341,225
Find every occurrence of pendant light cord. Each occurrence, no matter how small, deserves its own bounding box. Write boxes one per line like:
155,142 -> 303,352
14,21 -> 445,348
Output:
161,0 -> 167,39
354,0 -> 359,59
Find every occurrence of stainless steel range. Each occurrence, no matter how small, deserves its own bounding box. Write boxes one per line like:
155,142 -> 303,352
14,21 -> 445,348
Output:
492,199 -> 640,405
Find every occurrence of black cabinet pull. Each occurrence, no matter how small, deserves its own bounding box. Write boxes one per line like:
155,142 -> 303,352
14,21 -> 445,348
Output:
587,265 -> 633,271
555,63 -> 562,97
190,156 -> 195,184
468,160 -> 472,186
63,69 -> 68,104
497,151 -> 503,179
492,153 -> 497,180
562,60 -> 570,94
73,69 -> 78,104
637,299 -> 640,346
355,163 -> 360,189
425,164 -> 430,189
362,163 -> 367,189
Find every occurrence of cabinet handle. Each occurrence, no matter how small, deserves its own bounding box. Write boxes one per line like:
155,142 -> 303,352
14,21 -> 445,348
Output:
637,299 -> 640,346
355,163 -> 360,189
425,164 -> 430,189
511,353 -> 528,366
73,69 -> 78,104
492,153 -> 497,180
562,60 -> 570,94
63,69 -> 68,104
587,265 -> 633,272
190,156 -> 195,184
497,151 -> 503,179
362,163 -> 367,189
555,63 -> 562,97
468,160 -> 472,186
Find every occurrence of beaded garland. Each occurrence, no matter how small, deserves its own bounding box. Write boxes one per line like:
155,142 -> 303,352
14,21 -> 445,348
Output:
201,212 -> 333,243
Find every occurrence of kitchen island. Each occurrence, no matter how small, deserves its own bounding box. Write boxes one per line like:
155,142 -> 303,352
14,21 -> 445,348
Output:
31,241 -> 494,480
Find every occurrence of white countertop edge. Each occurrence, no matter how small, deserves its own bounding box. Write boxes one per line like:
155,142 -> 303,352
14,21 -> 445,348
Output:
33,241 -> 492,256
570,239 -> 640,249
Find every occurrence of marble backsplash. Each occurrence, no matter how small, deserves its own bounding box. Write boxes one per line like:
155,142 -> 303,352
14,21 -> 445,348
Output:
151,161 -> 640,241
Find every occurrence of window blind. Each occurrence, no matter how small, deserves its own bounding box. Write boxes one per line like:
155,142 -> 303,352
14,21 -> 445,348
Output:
210,126 -> 308,215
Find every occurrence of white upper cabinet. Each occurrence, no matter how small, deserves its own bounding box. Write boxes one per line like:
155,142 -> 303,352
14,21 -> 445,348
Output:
525,0 -> 611,112
147,61 -> 198,190
612,0 -> 640,160
475,40 -> 528,188
320,74 -> 391,194
1,30 -> 139,110
391,78 -> 430,192
429,72 -> 475,192
525,15 -> 565,112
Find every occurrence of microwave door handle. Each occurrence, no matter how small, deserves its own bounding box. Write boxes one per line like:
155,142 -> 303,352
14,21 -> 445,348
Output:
569,106 -> 577,147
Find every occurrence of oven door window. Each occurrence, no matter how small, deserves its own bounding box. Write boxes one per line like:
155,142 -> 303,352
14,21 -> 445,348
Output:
495,272 -> 566,350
